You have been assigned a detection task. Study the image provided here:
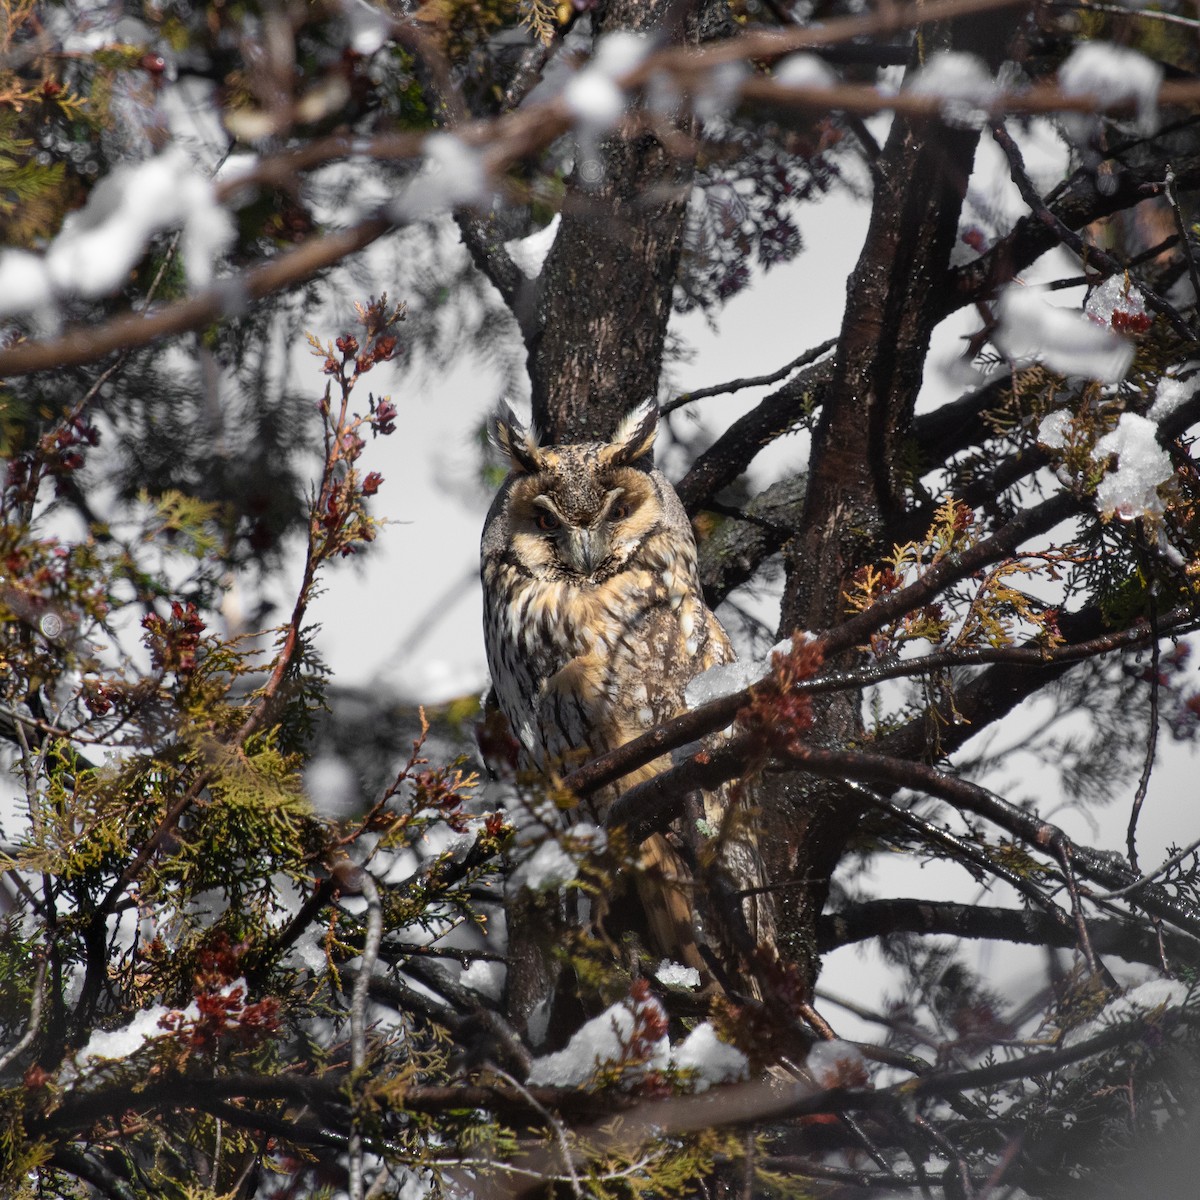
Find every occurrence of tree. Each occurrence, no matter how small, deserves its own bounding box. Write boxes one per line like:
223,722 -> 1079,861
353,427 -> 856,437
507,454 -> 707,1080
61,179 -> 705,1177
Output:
3,0 -> 1200,1195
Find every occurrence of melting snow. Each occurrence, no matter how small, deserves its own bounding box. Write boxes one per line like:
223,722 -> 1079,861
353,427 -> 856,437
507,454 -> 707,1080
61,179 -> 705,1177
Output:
1037,409 -> 1073,450
655,959 -> 701,989
1092,412 -> 1174,520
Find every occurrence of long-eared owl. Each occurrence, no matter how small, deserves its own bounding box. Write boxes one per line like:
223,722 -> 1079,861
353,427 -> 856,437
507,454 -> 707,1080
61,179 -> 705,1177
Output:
481,400 -> 771,984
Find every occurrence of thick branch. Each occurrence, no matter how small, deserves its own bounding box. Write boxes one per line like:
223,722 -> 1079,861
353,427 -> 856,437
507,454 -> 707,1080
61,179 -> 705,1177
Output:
818,898 -> 1199,968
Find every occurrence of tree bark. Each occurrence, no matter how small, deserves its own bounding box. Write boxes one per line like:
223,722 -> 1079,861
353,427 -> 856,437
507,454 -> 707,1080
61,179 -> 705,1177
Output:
527,1 -> 700,443
769,59 -> 988,990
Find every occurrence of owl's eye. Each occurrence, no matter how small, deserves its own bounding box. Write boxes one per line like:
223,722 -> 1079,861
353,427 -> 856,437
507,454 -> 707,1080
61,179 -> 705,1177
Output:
535,511 -> 561,532
611,502 -> 632,522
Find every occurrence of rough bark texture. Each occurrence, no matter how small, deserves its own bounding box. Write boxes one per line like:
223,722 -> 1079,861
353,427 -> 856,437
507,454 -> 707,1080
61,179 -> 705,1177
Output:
527,3 -> 699,444
767,36 -> 996,986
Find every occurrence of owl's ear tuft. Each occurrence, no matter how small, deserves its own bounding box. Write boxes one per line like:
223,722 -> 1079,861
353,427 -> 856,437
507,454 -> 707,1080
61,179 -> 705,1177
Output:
490,403 -> 545,474
604,399 -> 658,467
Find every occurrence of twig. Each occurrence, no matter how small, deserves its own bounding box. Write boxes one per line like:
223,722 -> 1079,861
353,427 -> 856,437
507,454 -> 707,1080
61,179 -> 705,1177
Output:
1163,163 -> 1200,324
990,120 -> 1195,341
348,869 -> 383,1200
1125,601 -> 1160,871
1054,841 -> 1103,981
661,338 -> 837,414
1090,831 -> 1200,901
1045,0 -> 1200,33
0,954 -> 47,1072
490,1066 -> 584,1200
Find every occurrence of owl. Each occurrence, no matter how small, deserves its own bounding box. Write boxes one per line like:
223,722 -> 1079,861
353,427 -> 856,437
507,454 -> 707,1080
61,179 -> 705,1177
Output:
481,399 -> 772,994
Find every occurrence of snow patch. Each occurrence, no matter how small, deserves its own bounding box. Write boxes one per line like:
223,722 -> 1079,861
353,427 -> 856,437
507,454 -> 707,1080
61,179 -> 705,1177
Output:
775,54 -> 838,89
684,660 -> 759,708
0,149 -> 233,318
526,992 -> 669,1088
672,1022 -> 749,1091
907,52 -> 999,127
994,285 -> 1134,383
505,214 -> 561,279
1062,978 -> 1191,1049
1149,369 -> 1200,423
1037,409 -> 1074,450
74,1005 -> 176,1065
655,959 -> 702,989
392,134 -> 488,220
1059,42 -> 1162,135
526,996 -> 747,1093
1092,412 -> 1174,520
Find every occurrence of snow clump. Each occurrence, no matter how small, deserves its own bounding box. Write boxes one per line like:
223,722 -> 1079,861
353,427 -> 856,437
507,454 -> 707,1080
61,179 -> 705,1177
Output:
564,31 -> 649,129
0,148 -> 234,319
1149,369 -> 1200,423
392,133 -> 488,219
1062,978 -> 1192,1049
907,52 -> 999,127
1091,412 -> 1174,520
994,285 -> 1134,384
1059,42 -> 1162,136
775,53 -> 838,89
1036,409 -> 1074,451
671,1022 -> 750,1091
655,959 -> 702,989
526,990 -> 749,1093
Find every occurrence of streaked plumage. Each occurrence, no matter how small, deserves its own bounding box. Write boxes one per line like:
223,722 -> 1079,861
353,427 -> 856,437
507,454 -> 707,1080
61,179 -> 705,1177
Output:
481,400 -> 771,986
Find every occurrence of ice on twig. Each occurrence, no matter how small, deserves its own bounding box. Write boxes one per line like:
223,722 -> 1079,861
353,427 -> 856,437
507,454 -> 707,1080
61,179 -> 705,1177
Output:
994,285 -> 1134,383
1085,274 -> 1150,333
806,1038 -> 868,1089
1059,42 -> 1162,135
1092,412 -> 1174,520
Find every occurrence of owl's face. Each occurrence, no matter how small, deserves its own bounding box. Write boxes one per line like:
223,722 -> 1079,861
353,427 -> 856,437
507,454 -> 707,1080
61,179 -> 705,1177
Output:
505,452 -> 658,581
486,400 -> 667,585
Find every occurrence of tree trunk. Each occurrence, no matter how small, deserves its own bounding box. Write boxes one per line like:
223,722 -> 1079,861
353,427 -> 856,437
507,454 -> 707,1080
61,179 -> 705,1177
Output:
528,0 -> 700,443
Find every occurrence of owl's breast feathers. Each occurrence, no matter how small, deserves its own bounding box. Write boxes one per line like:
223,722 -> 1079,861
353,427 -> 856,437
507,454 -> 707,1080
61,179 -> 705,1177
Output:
482,527 -> 731,785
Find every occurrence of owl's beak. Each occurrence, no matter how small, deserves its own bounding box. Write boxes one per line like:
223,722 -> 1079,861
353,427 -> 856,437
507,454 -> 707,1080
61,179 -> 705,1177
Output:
563,527 -> 608,576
